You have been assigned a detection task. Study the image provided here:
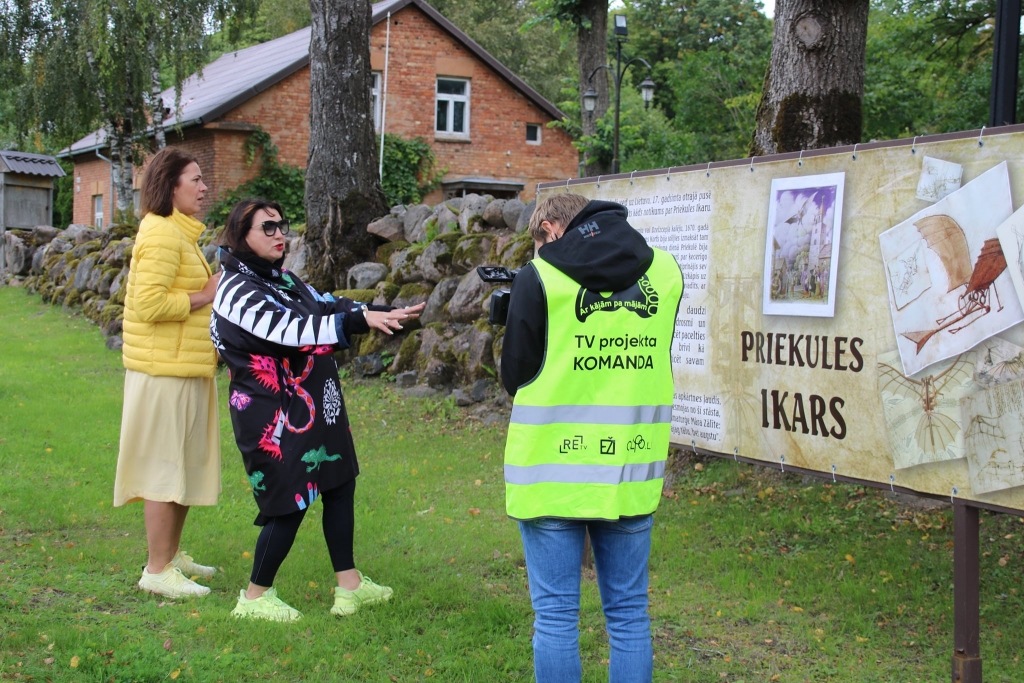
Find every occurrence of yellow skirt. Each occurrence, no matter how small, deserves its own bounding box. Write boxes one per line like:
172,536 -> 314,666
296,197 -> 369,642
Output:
114,370 -> 221,507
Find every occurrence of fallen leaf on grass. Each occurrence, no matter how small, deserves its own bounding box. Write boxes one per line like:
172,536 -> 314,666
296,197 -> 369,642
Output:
468,508 -> 481,516
474,479 -> 482,486
416,507 -> 435,516
791,606 -> 804,612
170,669 -> 180,679
845,554 -> 856,565
694,463 -> 704,471
999,556 -> 1009,567
69,656 -> 80,668
163,638 -> 172,651
855,636 -> 869,643
242,551 -> 251,559
44,657 -> 54,665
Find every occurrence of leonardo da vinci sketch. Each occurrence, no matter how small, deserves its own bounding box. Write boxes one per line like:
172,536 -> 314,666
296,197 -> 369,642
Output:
879,162 -> 1021,377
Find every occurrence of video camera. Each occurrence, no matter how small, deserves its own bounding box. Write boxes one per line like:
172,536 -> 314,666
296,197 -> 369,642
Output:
476,266 -> 519,326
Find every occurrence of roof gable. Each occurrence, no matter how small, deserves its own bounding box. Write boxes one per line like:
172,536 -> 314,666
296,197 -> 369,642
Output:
63,0 -> 563,157
0,150 -> 65,176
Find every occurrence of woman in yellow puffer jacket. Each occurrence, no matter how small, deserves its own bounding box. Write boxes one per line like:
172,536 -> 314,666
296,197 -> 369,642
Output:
114,146 -> 223,599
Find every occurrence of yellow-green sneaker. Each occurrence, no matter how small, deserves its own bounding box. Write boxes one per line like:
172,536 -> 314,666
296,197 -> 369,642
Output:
171,550 -> 216,580
231,587 -> 302,622
138,564 -> 211,598
330,572 -> 393,616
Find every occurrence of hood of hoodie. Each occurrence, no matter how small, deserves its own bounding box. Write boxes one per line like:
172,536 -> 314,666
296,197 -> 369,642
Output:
537,200 -> 653,292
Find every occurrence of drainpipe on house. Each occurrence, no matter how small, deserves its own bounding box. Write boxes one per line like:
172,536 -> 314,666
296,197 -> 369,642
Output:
94,149 -> 114,228
378,11 -> 391,181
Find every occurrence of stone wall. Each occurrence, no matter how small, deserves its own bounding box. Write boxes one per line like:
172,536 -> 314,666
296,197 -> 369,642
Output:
1,193 -> 536,412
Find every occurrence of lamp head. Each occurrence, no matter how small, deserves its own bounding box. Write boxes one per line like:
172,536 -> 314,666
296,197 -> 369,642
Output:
613,14 -> 627,37
640,77 -> 655,108
582,87 -> 598,113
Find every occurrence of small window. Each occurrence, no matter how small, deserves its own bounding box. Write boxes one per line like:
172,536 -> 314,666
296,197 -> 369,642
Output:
371,72 -> 382,131
92,194 -> 103,227
436,77 -> 470,136
526,123 -> 542,145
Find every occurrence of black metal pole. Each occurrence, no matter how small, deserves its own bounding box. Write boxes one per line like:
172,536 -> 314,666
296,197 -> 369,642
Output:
612,39 -> 622,175
989,0 -> 1021,127
951,500 -> 982,683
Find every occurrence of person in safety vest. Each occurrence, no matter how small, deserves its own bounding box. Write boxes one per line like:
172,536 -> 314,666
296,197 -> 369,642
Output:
501,193 -> 683,683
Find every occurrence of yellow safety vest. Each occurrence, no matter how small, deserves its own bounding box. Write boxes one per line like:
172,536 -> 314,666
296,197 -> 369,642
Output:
504,248 -> 683,520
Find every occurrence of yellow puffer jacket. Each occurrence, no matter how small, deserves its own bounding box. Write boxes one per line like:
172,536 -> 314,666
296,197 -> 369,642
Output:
122,210 -> 217,378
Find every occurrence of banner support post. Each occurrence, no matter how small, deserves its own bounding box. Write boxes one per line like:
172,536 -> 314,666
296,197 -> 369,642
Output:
951,499 -> 982,683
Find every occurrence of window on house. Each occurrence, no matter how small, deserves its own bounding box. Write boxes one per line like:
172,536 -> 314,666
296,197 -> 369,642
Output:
92,194 -> 103,227
133,189 -> 141,216
436,78 -> 470,136
526,123 -> 542,145
371,72 -> 382,131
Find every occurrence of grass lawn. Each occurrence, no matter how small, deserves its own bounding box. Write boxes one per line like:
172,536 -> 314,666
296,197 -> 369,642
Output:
1,285 -> 1023,682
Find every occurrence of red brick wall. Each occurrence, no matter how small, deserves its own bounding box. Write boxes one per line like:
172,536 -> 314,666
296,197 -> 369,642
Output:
72,3 -> 579,224
73,158 -> 112,227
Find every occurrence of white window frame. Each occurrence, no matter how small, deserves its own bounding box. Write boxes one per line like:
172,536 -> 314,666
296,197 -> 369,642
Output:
92,194 -> 103,227
435,77 -> 470,137
526,123 -> 542,146
371,71 -> 382,131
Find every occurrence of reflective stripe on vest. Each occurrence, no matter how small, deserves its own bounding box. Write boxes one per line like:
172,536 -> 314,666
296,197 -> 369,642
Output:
510,404 -> 673,426
504,460 -> 666,486
504,247 -> 683,521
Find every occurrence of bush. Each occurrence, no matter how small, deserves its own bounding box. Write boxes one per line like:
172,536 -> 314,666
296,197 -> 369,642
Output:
207,128 -> 306,226
377,134 -> 443,207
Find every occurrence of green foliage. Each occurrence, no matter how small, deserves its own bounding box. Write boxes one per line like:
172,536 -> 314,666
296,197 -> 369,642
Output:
377,133 -> 442,207
51,158 -> 75,229
862,0 -> 1001,140
429,0 -> 577,106
207,128 -> 306,226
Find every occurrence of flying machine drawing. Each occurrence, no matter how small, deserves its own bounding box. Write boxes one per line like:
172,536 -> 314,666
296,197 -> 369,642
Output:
899,214 -> 1007,354
877,354 -> 971,457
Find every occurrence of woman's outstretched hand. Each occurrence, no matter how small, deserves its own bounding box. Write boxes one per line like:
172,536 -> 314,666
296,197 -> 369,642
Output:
365,302 -> 426,335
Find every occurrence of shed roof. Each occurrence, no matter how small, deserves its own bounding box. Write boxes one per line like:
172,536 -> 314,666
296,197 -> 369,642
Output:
0,150 -> 66,177
62,0 -> 564,158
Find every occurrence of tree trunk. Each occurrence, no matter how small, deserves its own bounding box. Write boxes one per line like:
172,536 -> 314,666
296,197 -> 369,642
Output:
578,0 -> 610,177
749,0 -> 869,156
304,0 -> 387,292
110,137 -> 135,223
149,39 -> 166,151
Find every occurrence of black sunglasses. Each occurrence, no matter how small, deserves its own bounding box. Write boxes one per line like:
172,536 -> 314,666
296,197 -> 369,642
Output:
258,220 -> 290,237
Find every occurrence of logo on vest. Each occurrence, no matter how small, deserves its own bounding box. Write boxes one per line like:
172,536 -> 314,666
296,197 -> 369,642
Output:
626,435 -> 652,452
576,221 -> 600,239
600,437 -> 616,455
559,435 -> 586,454
575,274 -> 660,322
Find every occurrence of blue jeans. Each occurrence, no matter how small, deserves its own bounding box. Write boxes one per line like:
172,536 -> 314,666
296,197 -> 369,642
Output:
518,515 -> 654,683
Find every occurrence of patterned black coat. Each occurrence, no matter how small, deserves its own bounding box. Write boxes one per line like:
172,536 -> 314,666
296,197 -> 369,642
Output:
211,248 -> 386,520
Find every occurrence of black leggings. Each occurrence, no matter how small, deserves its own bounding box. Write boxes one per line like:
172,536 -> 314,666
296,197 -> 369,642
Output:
250,479 -> 356,587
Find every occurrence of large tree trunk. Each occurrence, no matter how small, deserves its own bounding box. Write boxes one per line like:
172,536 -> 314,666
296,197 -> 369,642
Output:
304,0 -> 387,292
578,0 -> 610,177
110,137 -> 135,223
749,0 -> 869,156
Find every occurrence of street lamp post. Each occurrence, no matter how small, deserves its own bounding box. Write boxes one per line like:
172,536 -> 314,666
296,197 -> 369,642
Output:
582,14 -> 655,175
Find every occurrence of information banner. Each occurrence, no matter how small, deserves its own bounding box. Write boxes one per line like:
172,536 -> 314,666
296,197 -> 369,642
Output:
538,127 -> 1024,512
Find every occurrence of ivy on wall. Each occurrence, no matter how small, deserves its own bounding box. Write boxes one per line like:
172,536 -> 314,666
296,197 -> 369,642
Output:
205,129 -> 443,226
207,128 -> 306,226
377,133 -> 443,207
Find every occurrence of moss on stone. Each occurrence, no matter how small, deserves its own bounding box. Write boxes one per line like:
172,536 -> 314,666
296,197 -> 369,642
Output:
63,288 -> 82,308
454,235 -> 490,268
374,281 -> 400,304
396,282 -> 433,300
332,289 -> 376,302
505,233 -> 535,268
108,223 -> 138,240
394,330 -> 422,372
376,240 -> 409,265
359,332 -> 386,356
109,285 -> 127,305
99,304 -> 124,326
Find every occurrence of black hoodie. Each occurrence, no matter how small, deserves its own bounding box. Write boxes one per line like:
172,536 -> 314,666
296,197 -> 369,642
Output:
500,200 -> 655,395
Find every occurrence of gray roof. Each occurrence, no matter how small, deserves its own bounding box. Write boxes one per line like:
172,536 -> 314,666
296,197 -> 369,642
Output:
63,0 -> 564,158
0,150 -> 66,176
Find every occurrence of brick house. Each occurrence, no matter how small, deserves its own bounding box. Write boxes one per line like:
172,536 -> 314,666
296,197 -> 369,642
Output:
61,0 -> 578,227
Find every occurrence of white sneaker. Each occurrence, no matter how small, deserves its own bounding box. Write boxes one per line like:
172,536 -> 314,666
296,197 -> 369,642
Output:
171,550 -> 216,579
138,564 -> 211,598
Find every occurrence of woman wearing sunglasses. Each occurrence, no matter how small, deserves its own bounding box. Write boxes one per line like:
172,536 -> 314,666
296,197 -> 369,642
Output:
212,198 -> 424,621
